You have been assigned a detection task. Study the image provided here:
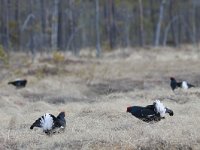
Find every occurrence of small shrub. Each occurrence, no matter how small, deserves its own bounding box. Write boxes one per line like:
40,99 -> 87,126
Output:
53,51 -> 65,63
102,42 -> 112,52
27,65 -> 59,78
0,45 -> 9,65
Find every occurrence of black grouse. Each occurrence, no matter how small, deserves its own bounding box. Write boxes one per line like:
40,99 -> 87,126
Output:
170,77 -> 195,91
127,100 -> 173,122
30,112 -> 66,135
8,79 -> 27,88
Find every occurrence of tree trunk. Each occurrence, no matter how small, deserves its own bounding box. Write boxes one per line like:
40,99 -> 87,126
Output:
0,0 -> 3,45
57,0 -> 63,50
1,0 -> 10,49
28,0 -> 35,60
138,0 -> 145,46
105,0 -> 116,49
169,0 -> 178,46
51,0 -> 59,50
80,0 -> 86,49
14,0 -> 20,50
192,2 -> 197,47
149,0 -> 156,44
39,0 -> 46,50
95,0 -> 101,57
154,0 -> 166,46
68,0 -> 77,54
124,10 -> 130,47
40,0 -> 46,34
163,16 -> 179,46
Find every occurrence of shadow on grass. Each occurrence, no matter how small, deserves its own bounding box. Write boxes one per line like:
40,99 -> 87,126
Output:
88,78 -> 144,95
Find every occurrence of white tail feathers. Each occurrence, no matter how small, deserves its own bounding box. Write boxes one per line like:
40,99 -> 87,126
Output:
182,81 -> 189,89
40,113 -> 54,131
154,100 -> 166,117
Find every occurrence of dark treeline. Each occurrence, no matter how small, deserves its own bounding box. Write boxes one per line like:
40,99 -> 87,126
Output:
0,0 -> 200,56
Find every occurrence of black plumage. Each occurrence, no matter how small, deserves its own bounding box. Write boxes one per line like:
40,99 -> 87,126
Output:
170,77 -> 179,91
170,77 -> 195,91
56,112 -> 66,128
127,101 -> 173,123
127,106 -> 161,122
8,79 -> 27,88
186,83 -> 195,88
165,107 -> 174,116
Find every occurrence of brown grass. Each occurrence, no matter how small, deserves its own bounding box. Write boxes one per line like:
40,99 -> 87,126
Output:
1,46 -> 200,149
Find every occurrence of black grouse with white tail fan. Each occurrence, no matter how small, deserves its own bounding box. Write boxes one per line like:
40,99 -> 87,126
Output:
8,79 -> 27,88
127,100 -> 173,122
30,112 -> 66,135
170,77 -> 195,91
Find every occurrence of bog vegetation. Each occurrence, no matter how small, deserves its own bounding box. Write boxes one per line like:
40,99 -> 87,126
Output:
0,47 -> 200,149
1,0 -> 200,149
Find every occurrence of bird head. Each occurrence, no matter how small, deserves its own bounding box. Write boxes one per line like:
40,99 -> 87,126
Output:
126,106 -> 132,113
170,77 -> 176,81
169,111 -> 174,116
57,111 -> 65,119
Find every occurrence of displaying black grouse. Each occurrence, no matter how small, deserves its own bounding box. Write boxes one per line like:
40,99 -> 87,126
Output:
8,79 -> 27,88
170,77 -> 195,91
127,100 -> 173,122
30,112 -> 66,135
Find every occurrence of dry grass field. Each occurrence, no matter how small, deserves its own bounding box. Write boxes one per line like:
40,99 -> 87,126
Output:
1,46 -> 200,150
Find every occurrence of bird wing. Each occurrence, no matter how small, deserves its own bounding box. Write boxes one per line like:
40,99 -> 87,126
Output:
30,114 -> 57,130
188,83 -> 195,88
176,82 -> 182,88
52,117 -> 64,128
145,104 -> 155,110
30,118 -> 42,129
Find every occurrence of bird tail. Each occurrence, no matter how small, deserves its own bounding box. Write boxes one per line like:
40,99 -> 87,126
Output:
8,82 -> 13,85
40,113 -> 54,131
154,100 -> 166,117
30,113 -> 54,131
